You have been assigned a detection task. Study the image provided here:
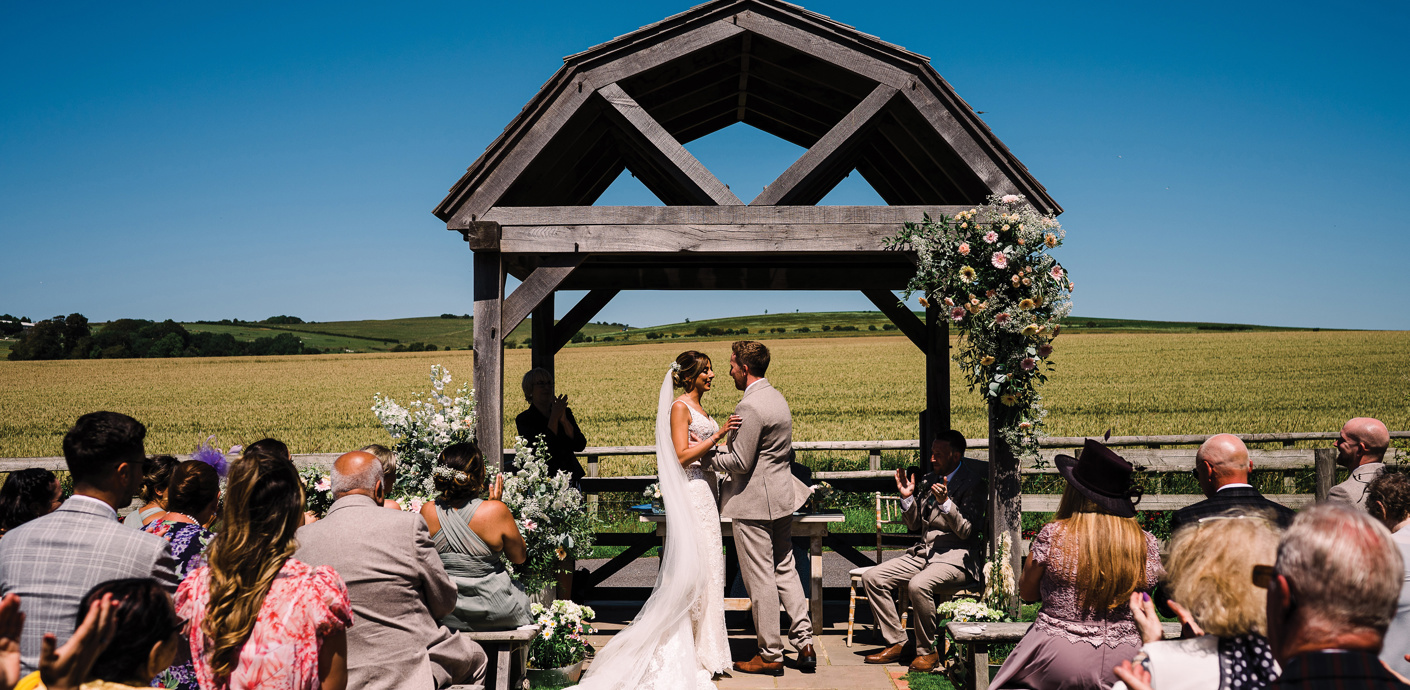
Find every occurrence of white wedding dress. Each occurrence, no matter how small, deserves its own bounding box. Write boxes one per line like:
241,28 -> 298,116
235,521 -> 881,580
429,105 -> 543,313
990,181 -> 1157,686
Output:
569,372 -> 731,690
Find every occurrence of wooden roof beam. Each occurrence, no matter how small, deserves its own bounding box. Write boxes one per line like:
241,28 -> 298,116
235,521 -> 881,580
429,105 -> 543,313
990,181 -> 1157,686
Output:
752,83 -> 896,205
597,83 -> 742,205
501,254 -> 587,335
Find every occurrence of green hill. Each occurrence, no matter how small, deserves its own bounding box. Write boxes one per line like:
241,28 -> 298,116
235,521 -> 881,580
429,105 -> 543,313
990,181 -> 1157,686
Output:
182,316 -> 626,353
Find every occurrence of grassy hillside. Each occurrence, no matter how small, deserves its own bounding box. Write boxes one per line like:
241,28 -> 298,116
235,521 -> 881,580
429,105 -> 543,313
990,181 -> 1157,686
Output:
183,317 -> 626,353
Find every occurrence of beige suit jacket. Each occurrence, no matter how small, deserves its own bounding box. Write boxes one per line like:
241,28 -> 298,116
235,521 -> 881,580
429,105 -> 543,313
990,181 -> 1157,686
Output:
905,459 -> 989,580
296,494 -> 480,690
1329,462 -> 1386,510
707,380 -> 811,521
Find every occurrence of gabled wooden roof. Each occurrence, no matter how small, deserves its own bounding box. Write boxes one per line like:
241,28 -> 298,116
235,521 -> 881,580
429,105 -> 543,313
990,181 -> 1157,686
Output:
434,0 -> 1060,227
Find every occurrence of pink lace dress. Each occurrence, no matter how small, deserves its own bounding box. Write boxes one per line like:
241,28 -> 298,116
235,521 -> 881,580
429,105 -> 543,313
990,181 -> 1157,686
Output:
991,521 -> 1162,690
177,559 -> 353,690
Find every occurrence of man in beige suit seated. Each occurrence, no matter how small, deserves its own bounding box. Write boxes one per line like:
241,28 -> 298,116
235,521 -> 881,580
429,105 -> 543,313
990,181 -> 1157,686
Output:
862,430 -> 988,672
1329,417 -> 1391,510
297,451 -> 487,690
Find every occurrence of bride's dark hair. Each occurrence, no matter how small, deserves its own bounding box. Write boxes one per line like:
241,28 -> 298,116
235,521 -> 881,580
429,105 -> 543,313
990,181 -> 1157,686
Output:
671,351 -> 711,392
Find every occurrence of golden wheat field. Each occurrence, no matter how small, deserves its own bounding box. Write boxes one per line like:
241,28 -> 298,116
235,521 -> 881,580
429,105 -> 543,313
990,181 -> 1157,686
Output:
1,332 -> 1407,464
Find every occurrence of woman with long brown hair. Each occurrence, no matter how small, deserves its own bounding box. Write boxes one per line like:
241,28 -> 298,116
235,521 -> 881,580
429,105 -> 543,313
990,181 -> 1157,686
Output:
176,447 -> 351,690
991,439 -> 1162,690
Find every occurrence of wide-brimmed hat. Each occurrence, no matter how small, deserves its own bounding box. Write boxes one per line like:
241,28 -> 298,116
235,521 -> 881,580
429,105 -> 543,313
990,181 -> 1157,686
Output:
1054,438 -> 1142,518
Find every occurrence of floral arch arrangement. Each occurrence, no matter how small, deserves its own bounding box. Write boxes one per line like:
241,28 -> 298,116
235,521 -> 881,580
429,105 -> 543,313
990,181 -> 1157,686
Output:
887,194 -> 1074,461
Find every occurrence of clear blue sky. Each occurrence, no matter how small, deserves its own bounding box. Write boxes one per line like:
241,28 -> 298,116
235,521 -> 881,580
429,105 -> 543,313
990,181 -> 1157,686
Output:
3,1 -> 1406,330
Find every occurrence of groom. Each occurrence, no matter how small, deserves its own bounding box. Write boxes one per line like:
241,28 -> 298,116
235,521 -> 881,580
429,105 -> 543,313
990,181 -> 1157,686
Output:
705,341 -> 815,676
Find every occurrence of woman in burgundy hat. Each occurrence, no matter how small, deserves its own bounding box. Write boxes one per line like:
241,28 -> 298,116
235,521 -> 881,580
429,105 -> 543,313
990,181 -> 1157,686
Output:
991,439 -> 1163,690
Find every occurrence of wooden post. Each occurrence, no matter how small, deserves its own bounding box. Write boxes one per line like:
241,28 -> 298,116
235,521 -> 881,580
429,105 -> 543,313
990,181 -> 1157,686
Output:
586,454 -> 599,519
1314,448 -> 1337,502
922,304 -> 950,472
988,401 -> 1022,617
869,448 -> 881,471
531,293 -> 554,379
473,250 -> 505,470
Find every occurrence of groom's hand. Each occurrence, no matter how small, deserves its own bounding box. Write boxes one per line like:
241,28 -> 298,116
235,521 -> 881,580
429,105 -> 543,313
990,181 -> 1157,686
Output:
894,469 -> 915,498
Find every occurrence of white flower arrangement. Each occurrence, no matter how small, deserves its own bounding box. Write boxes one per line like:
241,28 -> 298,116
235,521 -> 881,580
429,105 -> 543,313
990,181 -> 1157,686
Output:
887,195 -> 1072,462
529,599 -> 596,668
982,531 -> 1018,614
371,365 -> 475,505
935,598 -> 1008,623
491,436 -> 597,593
642,483 -> 663,501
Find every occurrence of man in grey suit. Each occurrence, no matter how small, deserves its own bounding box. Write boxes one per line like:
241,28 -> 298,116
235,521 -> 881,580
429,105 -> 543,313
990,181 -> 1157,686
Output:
1329,417 -> 1391,510
862,430 -> 987,671
0,411 -> 179,674
704,341 -> 814,676
296,451 -> 486,690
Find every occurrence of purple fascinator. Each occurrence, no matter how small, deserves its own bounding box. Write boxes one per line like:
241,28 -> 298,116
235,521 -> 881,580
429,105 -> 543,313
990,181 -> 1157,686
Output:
191,435 -> 231,478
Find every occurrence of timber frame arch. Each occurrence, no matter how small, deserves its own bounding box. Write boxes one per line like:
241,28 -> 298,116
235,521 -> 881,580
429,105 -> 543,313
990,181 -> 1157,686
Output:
434,0 -> 1061,480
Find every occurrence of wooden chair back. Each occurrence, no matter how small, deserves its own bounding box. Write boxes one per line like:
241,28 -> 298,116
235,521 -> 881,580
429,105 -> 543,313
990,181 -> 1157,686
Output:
875,493 -> 920,559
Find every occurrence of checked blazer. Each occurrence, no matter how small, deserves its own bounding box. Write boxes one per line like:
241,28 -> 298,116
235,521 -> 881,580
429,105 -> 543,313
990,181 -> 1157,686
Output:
1169,486 -> 1296,533
0,497 -> 179,674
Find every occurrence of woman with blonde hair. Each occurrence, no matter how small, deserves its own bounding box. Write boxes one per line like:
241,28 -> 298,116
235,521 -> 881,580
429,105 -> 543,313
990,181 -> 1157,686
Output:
1114,509 -> 1283,690
176,448 -> 352,690
358,444 -> 402,511
992,439 -> 1162,690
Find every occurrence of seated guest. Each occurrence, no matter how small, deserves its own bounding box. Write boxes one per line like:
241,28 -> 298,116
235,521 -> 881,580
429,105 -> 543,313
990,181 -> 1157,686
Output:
178,449 -> 351,690
514,368 -> 587,484
122,455 -> 178,528
0,469 -> 62,539
298,451 -> 486,689
142,461 -> 220,690
862,430 -> 988,672
3,588 -> 123,690
359,444 -> 403,510
1119,503 -> 1405,690
1368,472 -> 1410,676
1170,434 -> 1295,531
1329,417 -> 1392,509
15,578 -> 183,690
1115,509 -> 1283,690
0,412 -> 178,675
991,439 -> 1162,690
420,442 -> 532,631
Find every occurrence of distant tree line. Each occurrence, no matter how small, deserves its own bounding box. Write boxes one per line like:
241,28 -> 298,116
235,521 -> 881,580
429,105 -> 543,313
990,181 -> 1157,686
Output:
0,314 -> 31,337
7,314 -> 325,361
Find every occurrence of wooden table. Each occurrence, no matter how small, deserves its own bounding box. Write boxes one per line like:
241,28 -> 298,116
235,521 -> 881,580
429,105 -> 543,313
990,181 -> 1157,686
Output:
640,511 -> 846,627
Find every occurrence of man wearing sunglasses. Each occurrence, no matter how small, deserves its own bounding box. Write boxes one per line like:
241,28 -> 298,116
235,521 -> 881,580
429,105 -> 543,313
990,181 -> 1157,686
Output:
1329,417 -> 1392,510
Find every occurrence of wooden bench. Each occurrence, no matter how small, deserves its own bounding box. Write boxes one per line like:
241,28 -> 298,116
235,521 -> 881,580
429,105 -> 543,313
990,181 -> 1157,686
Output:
462,626 -> 539,690
945,621 -> 1183,690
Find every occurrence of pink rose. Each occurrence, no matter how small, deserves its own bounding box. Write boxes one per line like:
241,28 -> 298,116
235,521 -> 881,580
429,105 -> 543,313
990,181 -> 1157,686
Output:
1050,266 -> 1064,280
943,297 -> 955,307
958,242 -> 971,255
991,252 -> 1008,269
1038,344 -> 1053,358
983,231 -> 999,244
1021,357 -> 1037,371
950,306 -> 966,322
994,312 -> 1011,324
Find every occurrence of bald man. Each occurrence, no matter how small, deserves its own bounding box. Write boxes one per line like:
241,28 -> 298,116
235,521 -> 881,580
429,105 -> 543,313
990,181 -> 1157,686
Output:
1169,434 -> 1295,532
296,451 -> 486,690
1329,417 -> 1392,510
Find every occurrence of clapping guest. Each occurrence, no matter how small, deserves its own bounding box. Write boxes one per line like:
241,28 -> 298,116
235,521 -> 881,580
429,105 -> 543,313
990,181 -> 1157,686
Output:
178,450 -> 352,690
1367,472 -> 1410,676
2,589 -> 119,690
359,444 -> 403,511
991,439 -> 1161,690
1115,510 -> 1284,690
0,470 -> 62,539
420,442 -> 531,631
123,455 -> 178,528
141,461 -> 219,690
15,579 -> 180,690
0,412 -> 178,675
515,368 -> 588,484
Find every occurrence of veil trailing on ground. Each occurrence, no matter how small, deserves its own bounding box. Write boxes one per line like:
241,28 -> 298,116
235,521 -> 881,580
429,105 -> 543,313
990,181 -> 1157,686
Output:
570,369 -> 711,689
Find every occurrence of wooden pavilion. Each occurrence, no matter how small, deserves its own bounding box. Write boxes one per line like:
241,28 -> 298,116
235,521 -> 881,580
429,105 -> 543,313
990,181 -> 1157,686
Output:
433,0 -> 1060,575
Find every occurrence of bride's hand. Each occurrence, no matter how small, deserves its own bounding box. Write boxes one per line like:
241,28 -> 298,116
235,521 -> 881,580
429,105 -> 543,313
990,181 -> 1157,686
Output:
716,415 -> 741,443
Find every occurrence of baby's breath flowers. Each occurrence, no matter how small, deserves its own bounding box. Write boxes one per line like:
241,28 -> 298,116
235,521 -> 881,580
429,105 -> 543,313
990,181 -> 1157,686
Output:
886,194 -> 1071,463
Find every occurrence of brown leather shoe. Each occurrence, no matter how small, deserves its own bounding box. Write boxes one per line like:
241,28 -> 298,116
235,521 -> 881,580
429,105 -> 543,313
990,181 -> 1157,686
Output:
864,643 -> 910,665
734,655 -> 784,676
796,644 -> 817,673
908,652 -> 941,672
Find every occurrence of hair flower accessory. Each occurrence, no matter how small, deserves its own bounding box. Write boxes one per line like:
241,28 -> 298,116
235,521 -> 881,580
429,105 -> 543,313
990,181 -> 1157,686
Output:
432,465 -> 470,485
669,361 -> 682,372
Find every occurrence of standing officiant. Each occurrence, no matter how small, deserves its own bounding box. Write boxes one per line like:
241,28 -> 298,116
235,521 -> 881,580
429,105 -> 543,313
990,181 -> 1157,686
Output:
515,367 -> 588,485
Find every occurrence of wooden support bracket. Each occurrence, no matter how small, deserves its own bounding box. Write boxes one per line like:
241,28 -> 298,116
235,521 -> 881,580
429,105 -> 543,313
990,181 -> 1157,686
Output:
551,289 -> 619,352
862,289 -> 925,350
500,254 -> 587,335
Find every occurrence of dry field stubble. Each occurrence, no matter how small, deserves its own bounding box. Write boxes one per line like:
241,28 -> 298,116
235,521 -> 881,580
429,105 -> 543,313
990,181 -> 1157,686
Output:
1,332 -> 1406,470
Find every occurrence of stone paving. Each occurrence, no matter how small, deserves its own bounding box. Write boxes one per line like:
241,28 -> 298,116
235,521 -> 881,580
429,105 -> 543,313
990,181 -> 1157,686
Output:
579,601 -> 922,690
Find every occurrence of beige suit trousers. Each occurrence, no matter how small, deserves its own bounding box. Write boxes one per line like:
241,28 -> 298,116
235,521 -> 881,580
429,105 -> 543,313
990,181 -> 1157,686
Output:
733,517 -> 813,661
860,553 -> 970,656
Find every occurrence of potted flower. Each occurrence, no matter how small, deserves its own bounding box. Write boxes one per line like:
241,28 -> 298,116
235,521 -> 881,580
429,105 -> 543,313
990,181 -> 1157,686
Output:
643,483 -> 664,514
527,600 -> 596,685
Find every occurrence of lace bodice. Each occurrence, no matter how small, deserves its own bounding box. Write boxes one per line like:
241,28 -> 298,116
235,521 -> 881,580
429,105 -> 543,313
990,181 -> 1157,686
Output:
1029,521 -> 1163,648
682,403 -> 719,478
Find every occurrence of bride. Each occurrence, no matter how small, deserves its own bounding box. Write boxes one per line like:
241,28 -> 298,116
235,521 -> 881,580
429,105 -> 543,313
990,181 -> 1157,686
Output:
570,351 -> 739,689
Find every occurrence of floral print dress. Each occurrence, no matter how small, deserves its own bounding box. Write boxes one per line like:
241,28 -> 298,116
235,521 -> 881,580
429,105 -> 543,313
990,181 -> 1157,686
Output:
177,559 -> 352,690
142,520 -> 214,690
